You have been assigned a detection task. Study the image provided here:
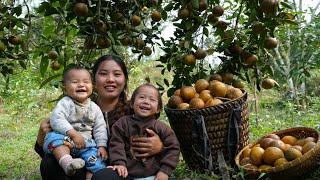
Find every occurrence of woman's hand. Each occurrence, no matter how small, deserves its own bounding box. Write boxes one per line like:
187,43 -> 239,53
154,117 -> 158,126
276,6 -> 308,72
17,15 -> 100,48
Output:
36,118 -> 51,146
131,128 -> 163,158
107,165 -> 128,177
155,171 -> 169,180
98,146 -> 108,160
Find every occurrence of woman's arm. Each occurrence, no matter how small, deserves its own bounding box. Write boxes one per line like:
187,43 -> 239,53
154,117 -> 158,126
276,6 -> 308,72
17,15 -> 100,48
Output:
130,128 -> 163,158
34,118 -> 51,157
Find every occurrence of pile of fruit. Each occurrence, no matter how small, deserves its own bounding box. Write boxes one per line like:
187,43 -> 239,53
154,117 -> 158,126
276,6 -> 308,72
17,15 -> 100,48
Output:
167,73 -> 245,110
238,133 -> 317,171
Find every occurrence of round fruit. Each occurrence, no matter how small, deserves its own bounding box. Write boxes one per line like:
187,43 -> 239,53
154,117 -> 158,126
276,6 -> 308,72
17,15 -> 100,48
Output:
151,11 -> 162,22
51,61 -> 60,71
143,47 -> 152,56
212,6 -> 224,17
96,20 -> 108,33
135,38 -> 145,50
189,98 -> 205,109
96,38 -> 111,48
216,21 -> 228,31
240,157 -> 251,166
48,50 -> 58,59
260,0 -> 278,14
262,147 -> 284,165
180,86 -> 196,102
178,8 -> 190,19
261,78 -> 276,89
207,14 -> 219,25
242,148 -> 252,158
285,147 -> 302,161
178,103 -> 189,110
198,0 -> 208,11
0,41 -> 6,52
232,80 -> 245,89
132,15 -> 141,26
274,157 -> 288,167
209,74 -> 222,82
302,141 -> 316,154
264,37 -> 278,49
270,140 -> 286,151
225,87 -> 243,100
194,48 -> 207,59
205,98 -> 223,107
121,37 -> 131,46
281,136 -> 298,146
184,54 -> 196,65
244,54 -> 258,65
228,44 -> 242,55
259,137 -> 275,149
252,21 -> 265,35
168,95 -> 184,109
73,2 -> 88,16
291,145 -> 303,152
283,144 -> 292,152
208,81 -> 228,97
221,73 -> 234,84
113,12 -> 124,22
8,35 -> 21,45
250,146 -> 265,166
195,79 -> 209,93
199,90 -> 212,102
174,89 -> 181,96
266,134 -> 280,140
305,137 -> 316,143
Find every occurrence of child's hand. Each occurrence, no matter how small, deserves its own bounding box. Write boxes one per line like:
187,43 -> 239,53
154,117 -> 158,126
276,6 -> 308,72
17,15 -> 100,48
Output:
155,171 -> 169,180
67,130 -> 85,149
98,146 -> 108,160
107,165 -> 128,177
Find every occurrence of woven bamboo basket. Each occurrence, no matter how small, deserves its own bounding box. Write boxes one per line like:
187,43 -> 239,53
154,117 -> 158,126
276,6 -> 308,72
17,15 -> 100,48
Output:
235,127 -> 320,179
165,90 -> 249,171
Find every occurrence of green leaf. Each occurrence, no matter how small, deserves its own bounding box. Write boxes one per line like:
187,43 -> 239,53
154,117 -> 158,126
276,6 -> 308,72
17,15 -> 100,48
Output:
40,56 -> 49,76
203,27 -> 209,37
280,1 -> 293,9
39,74 -> 62,89
164,78 -> 170,86
13,5 -> 22,16
164,3 -> 174,11
192,0 -> 199,10
161,11 -> 168,21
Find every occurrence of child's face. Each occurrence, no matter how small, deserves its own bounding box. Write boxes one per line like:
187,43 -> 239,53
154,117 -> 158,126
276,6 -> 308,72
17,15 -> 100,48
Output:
133,86 -> 160,119
64,69 -> 93,103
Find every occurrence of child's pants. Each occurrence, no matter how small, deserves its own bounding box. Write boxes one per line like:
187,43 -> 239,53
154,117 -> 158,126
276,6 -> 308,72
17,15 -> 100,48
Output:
43,131 -> 106,173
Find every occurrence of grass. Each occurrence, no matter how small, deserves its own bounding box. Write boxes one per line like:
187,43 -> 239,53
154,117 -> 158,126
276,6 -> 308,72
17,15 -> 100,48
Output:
1,66 -> 320,179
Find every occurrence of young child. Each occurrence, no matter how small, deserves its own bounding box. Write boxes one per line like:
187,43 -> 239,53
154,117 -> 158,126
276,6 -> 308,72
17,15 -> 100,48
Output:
43,66 -> 108,177
108,83 -> 180,180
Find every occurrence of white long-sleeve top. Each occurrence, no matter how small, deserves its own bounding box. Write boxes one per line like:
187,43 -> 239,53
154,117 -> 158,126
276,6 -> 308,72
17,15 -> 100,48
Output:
50,96 -> 108,147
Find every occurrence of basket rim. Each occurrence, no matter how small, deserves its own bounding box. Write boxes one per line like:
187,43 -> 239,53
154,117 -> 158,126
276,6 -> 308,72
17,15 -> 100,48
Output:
165,89 -> 248,112
235,126 -> 320,175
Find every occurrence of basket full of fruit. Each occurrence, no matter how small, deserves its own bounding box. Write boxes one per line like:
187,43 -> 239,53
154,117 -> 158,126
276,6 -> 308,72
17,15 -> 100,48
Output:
235,127 -> 320,179
165,75 -> 250,171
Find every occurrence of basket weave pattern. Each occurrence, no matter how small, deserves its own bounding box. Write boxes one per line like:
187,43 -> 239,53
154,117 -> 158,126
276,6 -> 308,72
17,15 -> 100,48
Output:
235,127 -> 320,179
165,91 -> 249,171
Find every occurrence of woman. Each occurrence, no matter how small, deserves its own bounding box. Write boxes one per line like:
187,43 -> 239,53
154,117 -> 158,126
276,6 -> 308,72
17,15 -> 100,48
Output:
35,55 -> 164,179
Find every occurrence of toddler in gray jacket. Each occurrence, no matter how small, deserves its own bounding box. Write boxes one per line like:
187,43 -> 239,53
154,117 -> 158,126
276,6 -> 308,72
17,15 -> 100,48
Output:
43,66 -> 108,178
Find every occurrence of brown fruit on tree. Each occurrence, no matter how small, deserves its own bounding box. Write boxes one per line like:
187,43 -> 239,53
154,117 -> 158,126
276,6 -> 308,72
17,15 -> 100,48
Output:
73,2 -> 88,16
96,38 -> 111,48
48,50 -> 58,59
143,47 -> 152,56
244,54 -> 258,65
260,0 -> 278,14
207,14 -> 219,25
261,78 -> 277,89
194,48 -> 207,59
180,86 -> 196,102
216,21 -> 228,31
252,21 -> 265,35
121,36 -> 131,46
131,15 -> 142,26
228,44 -> 243,55
178,8 -> 190,19
264,37 -> 278,49
0,41 -> 6,52
184,54 -> 196,65
189,98 -> 205,109
96,20 -> 108,33
198,0 -> 208,11
51,61 -> 60,71
8,35 -> 21,45
212,6 -> 224,17
151,11 -> 162,22
194,79 -> 209,93
135,38 -> 145,50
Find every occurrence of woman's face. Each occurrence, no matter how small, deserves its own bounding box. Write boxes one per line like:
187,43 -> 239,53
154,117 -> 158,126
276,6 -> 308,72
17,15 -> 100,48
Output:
94,60 -> 126,101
